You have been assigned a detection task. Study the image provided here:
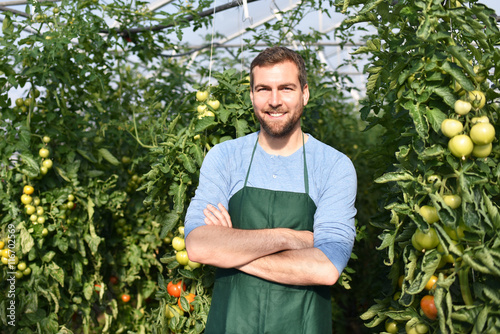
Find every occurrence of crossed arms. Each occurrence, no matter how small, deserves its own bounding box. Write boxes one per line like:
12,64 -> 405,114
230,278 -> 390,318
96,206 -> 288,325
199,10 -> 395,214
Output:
185,203 -> 339,286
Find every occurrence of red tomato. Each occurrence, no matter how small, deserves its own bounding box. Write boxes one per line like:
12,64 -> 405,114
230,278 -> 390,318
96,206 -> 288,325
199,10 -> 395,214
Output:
178,293 -> 195,312
167,281 -> 187,298
421,295 -> 438,320
121,294 -> 131,303
109,276 -> 119,285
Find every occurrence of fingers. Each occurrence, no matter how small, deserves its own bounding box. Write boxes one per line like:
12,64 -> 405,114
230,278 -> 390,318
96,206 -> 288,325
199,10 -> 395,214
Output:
217,203 -> 233,228
203,203 -> 232,228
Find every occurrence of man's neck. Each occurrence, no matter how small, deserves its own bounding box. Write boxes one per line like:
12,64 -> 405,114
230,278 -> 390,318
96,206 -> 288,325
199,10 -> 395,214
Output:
258,127 -> 307,157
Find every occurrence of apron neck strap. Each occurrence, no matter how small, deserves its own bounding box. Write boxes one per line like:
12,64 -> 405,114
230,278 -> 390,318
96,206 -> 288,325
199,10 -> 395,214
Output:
302,132 -> 309,194
244,132 -> 309,195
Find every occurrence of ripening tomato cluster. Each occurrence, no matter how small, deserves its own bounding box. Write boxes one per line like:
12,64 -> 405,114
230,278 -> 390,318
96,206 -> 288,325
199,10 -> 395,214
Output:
414,198 -> 465,264
195,89 -> 219,119
166,280 -> 196,320
13,88 -> 40,113
441,90 -> 496,160
170,226 -> 201,270
125,173 -> 142,193
0,240 -> 32,280
21,185 -> 49,236
38,136 -> 54,175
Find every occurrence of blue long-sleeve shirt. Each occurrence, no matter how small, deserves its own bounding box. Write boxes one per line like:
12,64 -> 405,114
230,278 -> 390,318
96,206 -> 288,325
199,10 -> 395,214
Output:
185,131 -> 357,274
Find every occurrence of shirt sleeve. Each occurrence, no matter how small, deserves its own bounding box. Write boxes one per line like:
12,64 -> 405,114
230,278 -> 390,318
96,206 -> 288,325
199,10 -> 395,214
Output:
184,144 -> 231,238
313,154 -> 357,274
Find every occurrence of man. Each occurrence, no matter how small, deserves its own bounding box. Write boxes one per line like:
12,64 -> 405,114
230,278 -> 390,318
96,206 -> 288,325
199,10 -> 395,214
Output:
184,46 -> 357,333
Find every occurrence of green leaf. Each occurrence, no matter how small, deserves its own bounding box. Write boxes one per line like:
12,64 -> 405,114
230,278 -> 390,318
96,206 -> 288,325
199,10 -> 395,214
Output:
190,144 -> 204,167
159,212 -> 179,238
233,118 -> 249,138
42,251 -> 56,263
375,171 -> 414,183
218,107 -> 231,123
76,149 -> 97,163
424,107 -> 447,134
98,148 -> 120,166
83,282 -> 94,301
19,154 -> 40,178
440,61 -> 475,92
54,166 -> 71,182
47,262 -> 65,287
180,152 -> 196,174
406,249 -> 440,294
18,222 -> 34,254
194,116 -> 217,132
431,86 -> 457,108
360,303 -> 386,321
404,101 -> 428,140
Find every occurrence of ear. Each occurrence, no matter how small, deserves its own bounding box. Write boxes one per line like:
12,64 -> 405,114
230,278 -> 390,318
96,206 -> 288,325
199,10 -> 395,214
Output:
250,89 -> 254,105
302,84 -> 310,106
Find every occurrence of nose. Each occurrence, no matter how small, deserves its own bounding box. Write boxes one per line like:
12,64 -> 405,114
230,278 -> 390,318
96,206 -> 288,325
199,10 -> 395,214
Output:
268,90 -> 282,108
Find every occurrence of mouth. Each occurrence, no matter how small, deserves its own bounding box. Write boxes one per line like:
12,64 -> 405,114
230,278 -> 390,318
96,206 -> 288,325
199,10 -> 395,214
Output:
265,111 -> 286,118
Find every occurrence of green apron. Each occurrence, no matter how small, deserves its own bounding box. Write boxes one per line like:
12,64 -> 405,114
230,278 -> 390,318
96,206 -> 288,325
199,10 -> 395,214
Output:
204,136 -> 332,334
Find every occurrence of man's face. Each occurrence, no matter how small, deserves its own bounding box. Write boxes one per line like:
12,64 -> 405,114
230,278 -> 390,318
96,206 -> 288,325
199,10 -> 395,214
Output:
250,61 -> 309,139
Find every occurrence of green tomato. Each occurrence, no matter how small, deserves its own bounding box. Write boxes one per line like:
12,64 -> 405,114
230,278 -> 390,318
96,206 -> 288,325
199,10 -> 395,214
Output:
468,90 -> 486,109
39,148 -> 50,158
176,250 -> 189,266
25,205 -> 36,215
443,194 -> 462,209
443,225 -> 465,241
42,159 -> 53,169
440,119 -> 463,138
172,237 -> 185,251
17,262 -> 27,271
385,320 -> 398,334
454,99 -> 472,115
472,143 -> 493,158
419,205 -> 439,224
21,194 -> 32,205
448,134 -> 473,159
196,90 -> 209,102
470,122 -> 495,145
207,99 -> 220,110
413,227 -> 439,251
188,260 -> 201,269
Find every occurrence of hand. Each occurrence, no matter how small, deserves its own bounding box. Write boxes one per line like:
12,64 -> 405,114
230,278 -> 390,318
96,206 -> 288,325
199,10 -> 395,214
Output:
203,203 -> 233,228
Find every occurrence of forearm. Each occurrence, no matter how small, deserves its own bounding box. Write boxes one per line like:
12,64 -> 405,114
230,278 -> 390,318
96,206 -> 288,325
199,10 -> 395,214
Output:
236,247 -> 339,286
185,225 -> 313,268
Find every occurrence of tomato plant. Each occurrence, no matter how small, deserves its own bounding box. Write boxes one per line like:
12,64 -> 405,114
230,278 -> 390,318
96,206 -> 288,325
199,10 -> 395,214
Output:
348,1 -> 500,333
0,1 -> 369,332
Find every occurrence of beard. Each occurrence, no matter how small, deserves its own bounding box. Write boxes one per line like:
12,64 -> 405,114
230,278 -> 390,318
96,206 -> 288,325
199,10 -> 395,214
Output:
256,107 -> 303,138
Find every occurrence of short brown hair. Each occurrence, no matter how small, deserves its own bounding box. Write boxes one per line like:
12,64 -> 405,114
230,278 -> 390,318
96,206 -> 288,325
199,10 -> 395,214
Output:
250,46 -> 307,91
